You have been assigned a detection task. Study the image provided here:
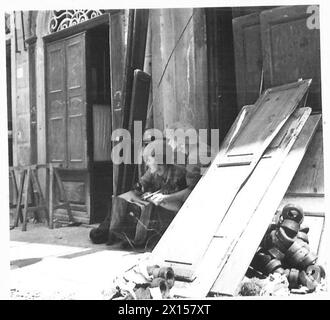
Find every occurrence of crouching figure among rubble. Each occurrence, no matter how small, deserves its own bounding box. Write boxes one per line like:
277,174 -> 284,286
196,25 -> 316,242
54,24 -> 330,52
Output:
89,139 -> 190,249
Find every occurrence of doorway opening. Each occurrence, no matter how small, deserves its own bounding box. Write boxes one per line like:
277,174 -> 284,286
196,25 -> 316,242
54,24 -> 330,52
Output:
44,16 -> 113,224
88,24 -> 113,224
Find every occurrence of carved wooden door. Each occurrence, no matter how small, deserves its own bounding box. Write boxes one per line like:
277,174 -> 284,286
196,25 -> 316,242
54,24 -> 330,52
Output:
46,32 -> 87,168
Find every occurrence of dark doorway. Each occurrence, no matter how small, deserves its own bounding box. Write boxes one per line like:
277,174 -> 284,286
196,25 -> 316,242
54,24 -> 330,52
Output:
87,24 -> 113,224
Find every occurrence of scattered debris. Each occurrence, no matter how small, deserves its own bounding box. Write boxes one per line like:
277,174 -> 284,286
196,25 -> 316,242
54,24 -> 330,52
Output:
239,277 -> 263,296
110,255 -> 175,299
239,273 -> 290,296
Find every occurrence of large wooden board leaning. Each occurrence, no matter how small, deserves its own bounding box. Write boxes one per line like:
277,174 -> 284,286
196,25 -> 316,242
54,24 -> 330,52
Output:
151,80 -> 311,281
169,107 -> 311,298
211,114 -> 321,296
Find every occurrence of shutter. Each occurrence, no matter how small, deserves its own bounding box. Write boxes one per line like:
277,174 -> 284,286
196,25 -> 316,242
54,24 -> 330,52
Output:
46,40 -> 66,165
65,32 -> 87,168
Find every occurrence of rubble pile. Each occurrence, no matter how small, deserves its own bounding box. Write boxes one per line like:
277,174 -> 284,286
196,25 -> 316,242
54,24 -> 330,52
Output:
241,204 -> 326,295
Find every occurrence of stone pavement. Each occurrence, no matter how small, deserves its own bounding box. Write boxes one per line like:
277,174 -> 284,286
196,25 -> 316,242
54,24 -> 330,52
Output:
9,224 -> 146,300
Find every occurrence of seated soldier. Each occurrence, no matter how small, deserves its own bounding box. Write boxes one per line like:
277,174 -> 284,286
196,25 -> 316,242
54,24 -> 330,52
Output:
89,140 -> 187,249
164,121 -> 216,203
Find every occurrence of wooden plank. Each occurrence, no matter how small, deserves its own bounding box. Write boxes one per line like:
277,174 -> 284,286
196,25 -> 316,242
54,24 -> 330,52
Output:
128,71 -> 151,131
121,70 -> 151,192
211,114 -> 321,296
131,9 -> 150,76
121,9 -> 149,131
168,107 -> 311,297
30,168 -> 49,226
22,168 -> 31,231
111,9 -> 134,196
117,9 -> 149,194
280,195 -> 324,216
9,168 -> 18,206
15,170 -> 26,227
54,168 -> 74,222
109,10 -> 126,196
286,124 -> 324,195
315,215 -> 327,268
261,5 -> 321,111
232,12 -> 262,110
48,165 -> 54,229
151,80 -> 311,281
303,215 -> 325,256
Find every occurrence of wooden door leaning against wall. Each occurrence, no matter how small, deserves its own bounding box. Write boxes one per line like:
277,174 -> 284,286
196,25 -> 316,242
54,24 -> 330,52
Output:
233,5 -> 321,111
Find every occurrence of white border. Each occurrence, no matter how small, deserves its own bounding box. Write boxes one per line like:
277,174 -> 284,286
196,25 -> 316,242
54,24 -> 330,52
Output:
0,0 -> 329,300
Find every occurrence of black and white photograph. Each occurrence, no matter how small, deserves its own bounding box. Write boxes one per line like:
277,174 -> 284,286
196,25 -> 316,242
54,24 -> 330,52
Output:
0,0 -> 329,303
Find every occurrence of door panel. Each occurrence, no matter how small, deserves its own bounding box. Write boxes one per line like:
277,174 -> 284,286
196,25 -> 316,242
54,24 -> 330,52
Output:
46,41 -> 66,165
65,33 -> 87,168
261,5 -> 321,110
49,117 -> 66,162
67,112 -> 85,162
66,39 -> 85,89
